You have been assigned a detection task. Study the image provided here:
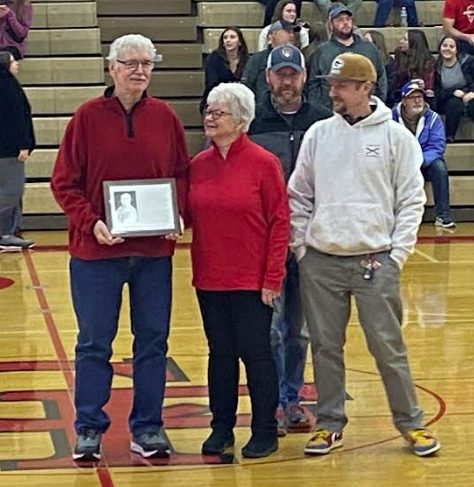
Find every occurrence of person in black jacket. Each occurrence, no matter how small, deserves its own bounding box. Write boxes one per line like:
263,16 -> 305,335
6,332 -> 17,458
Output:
248,45 -> 332,437
434,35 -> 474,142
0,51 -> 35,249
242,20 -> 301,105
200,27 -> 249,113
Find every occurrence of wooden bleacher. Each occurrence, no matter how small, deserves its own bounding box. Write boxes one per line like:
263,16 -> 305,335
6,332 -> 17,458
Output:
197,0 -> 474,221
19,0 -> 104,227
20,0 -> 474,226
97,0 -> 205,155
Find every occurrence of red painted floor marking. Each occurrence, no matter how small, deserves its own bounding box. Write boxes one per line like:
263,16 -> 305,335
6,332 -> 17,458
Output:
0,276 -> 14,290
23,253 -> 74,391
22,252 -> 116,487
417,235 -> 474,244
12,253 -> 448,476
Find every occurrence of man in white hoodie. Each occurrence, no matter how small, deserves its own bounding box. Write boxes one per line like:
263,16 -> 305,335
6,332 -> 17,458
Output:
288,53 -> 441,457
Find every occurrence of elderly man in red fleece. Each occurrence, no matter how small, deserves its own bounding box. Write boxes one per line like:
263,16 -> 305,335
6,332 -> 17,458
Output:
51,34 -> 189,462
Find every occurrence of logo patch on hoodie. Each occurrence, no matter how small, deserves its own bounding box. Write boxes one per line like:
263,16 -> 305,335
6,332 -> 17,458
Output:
365,145 -> 381,157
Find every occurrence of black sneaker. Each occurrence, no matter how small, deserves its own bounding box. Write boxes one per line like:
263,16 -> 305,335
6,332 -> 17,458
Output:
241,435 -> 278,458
72,429 -> 102,461
202,430 -> 235,455
434,217 -> 456,229
131,430 -> 170,458
0,235 -> 34,249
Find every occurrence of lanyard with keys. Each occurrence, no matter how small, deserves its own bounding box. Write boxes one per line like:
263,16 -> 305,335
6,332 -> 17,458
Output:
360,254 -> 382,281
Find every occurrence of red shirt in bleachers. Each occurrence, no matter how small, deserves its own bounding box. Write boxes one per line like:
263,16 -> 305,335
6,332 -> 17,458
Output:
444,0 -> 474,34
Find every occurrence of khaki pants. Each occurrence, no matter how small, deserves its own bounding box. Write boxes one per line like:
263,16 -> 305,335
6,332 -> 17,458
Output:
298,247 -> 423,434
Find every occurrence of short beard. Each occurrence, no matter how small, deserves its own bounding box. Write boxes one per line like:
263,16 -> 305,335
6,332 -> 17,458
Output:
335,28 -> 353,41
406,105 -> 424,118
274,90 -> 299,107
332,99 -> 347,115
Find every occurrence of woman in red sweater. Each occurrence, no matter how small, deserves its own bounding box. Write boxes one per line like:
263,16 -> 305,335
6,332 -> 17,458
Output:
188,83 -> 290,459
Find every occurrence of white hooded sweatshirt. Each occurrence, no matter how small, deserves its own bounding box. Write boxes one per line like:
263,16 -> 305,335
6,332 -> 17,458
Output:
288,96 -> 426,269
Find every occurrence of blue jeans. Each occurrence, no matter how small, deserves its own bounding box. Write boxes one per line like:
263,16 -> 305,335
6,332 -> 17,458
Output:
70,256 -> 172,436
458,40 -> 474,56
422,158 -> 452,221
270,253 -> 309,409
374,0 -> 418,27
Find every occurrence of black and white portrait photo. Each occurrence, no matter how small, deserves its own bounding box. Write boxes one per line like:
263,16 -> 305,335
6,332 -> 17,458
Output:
114,192 -> 139,224
103,179 -> 180,237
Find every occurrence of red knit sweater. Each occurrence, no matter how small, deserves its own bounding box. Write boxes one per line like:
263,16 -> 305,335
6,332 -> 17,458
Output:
50,93 -> 189,260
188,134 -> 290,293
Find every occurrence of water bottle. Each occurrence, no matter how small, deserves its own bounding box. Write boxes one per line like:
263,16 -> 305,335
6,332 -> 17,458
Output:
400,7 -> 408,27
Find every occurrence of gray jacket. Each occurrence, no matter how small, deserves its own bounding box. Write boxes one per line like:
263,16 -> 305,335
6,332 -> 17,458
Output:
307,36 -> 387,109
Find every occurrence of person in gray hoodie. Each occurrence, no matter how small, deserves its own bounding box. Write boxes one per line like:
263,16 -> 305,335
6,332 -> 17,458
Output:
288,53 -> 441,458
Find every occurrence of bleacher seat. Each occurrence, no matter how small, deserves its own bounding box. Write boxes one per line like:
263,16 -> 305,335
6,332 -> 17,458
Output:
96,0 -> 192,15
21,0 -> 474,221
25,86 -> 105,115
197,1 -> 444,28
30,2 -> 97,28
98,17 -> 197,42
28,29 -> 101,56
18,58 -> 104,85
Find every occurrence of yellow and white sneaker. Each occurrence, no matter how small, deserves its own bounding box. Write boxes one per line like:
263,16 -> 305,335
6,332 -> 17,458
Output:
404,428 -> 441,457
304,429 -> 343,455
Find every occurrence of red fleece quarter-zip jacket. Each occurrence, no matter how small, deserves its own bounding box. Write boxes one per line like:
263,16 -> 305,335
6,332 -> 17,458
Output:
50,91 -> 189,260
188,134 -> 290,293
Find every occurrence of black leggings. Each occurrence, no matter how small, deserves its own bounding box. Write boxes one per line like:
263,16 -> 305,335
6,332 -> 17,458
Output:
197,290 -> 278,438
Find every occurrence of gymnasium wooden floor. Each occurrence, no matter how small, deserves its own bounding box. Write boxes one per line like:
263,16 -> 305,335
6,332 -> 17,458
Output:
1,224 -> 473,487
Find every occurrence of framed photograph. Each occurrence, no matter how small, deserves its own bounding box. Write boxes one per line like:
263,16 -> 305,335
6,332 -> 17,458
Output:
103,179 -> 180,237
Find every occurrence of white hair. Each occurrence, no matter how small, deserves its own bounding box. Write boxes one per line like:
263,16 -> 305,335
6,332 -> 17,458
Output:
207,83 -> 255,133
107,34 -> 156,62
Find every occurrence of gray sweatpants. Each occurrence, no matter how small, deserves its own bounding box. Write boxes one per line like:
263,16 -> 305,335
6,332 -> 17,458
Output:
298,247 -> 423,434
0,157 -> 25,236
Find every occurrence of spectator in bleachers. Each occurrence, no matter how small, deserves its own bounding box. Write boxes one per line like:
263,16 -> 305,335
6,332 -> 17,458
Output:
0,1 -> 32,60
364,30 -> 396,106
307,4 -> 387,109
0,50 -> 34,250
314,0 -> 362,18
51,34 -> 189,462
258,1 -> 309,51
434,35 -> 474,142
393,80 -> 456,229
200,27 -> 249,113
258,0 -> 302,27
303,21 -> 328,61
248,45 -> 332,438
443,0 -> 474,55
188,83 -> 289,459
394,30 -> 435,105
242,20 -> 300,103
373,0 -> 418,28
0,49 -> 22,237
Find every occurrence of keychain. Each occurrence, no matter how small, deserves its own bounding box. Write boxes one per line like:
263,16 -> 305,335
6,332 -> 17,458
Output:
360,255 -> 382,281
